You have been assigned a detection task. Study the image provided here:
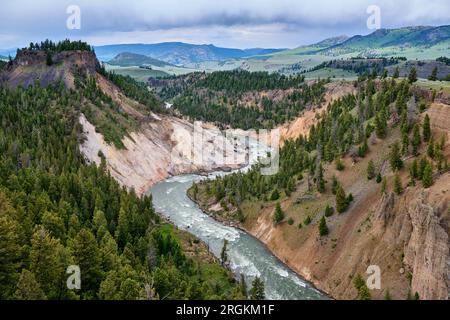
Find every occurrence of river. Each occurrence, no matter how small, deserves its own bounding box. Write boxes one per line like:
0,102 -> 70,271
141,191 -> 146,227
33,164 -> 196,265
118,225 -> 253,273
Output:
148,130 -> 327,299
149,171 -> 327,300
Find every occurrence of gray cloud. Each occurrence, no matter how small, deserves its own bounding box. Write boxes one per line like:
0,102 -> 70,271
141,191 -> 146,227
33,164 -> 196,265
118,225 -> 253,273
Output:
1,0 -> 449,49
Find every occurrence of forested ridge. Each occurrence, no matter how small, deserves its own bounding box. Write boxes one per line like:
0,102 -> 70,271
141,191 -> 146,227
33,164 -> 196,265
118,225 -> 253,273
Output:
193,70 -> 307,92
191,77 -> 448,225
19,39 -> 94,54
156,70 -> 327,130
0,81 -> 246,300
72,64 -> 168,149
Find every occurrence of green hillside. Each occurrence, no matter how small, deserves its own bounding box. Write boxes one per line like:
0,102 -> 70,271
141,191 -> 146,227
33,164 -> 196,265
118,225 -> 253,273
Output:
202,25 -> 450,75
322,25 -> 450,55
108,52 -> 171,67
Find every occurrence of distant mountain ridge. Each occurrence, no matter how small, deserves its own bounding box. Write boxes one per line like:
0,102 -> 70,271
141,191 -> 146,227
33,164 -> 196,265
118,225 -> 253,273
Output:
309,35 -> 350,48
108,52 -> 172,67
323,25 -> 450,52
94,42 -> 286,65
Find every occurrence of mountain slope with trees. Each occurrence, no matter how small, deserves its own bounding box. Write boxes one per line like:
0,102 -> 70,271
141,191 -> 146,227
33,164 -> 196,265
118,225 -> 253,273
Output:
0,40 -> 245,300
94,42 -> 286,65
189,76 -> 450,300
108,52 -> 172,67
155,70 -> 328,130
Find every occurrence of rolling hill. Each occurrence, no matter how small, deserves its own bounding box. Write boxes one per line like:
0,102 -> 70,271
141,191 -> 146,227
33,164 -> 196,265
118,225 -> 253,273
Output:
94,42 -> 286,65
320,25 -> 450,56
108,52 -> 172,67
219,25 -> 450,74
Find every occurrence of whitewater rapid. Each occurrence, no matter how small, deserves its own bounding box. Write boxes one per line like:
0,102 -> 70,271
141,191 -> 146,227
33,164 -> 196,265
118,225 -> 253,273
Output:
149,172 -> 327,300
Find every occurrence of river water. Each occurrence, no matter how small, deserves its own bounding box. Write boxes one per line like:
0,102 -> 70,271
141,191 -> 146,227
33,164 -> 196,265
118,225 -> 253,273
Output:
149,171 -> 327,300
148,131 -> 327,299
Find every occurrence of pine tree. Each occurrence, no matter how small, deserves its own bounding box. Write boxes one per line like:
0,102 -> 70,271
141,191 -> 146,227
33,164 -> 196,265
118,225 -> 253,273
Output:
270,189 -> 280,201
316,163 -> 325,193
239,274 -> 247,298
411,159 -> 419,180
375,113 -> 387,139
389,142 -> 403,171
324,204 -> 334,217
335,158 -> 345,171
428,67 -> 438,81
367,160 -> 376,180
423,114 -> 431,142
422,163 -> 433,188
250,277 -> 265,300
359,285 -> 372,300
221,240 -> 228,265
71,228 -> 102,297
393,67 -> 400,79
427,139 -> 435,158
14,269 -> 47,300
303,216 -> 312,225
358,137 -> 369,157
274,203 -> 284,224
0,208 -> 21,299
29,226 -> 62,298
336,185 -> 348,213
46,52 -> 53,66
192,183 -> 199,200
318,216 -> 329,236
376,172 -> 382,183
331,175 -> 339,195
353,273 -> 371,300
418,157 -> 428,180
394,174 -> 403,195
412,124 -> 421,156
401,131 -> 409,155
408,67 -> 417,83
381,177 -> 387,194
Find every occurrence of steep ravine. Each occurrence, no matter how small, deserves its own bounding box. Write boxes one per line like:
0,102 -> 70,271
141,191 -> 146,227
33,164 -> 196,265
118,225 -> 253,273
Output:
78,72 -> 448,299
194,172 -> 449,300
188,103 -> 450,300
79,113 -> 252,195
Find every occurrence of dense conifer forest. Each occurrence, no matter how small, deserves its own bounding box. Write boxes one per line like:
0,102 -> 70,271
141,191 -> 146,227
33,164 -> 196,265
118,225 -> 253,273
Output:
157,71 -> 328,129
0,81 -> 244,300
191,77 -> 448,220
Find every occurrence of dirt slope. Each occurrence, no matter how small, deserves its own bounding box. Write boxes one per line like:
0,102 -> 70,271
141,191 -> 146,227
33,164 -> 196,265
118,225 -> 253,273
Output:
277,81 -> 356,143
79,113 -> 252,196
0,50 -> 97,88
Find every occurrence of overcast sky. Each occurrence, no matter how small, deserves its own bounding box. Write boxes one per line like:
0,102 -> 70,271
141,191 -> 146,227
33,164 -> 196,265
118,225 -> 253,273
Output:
1,0 -> 449,50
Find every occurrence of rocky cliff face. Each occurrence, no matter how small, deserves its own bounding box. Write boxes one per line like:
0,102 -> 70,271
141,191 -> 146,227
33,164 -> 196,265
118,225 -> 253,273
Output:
403,189 -> 449,299
0,50 -> 98,88
1,49 -> 255,196
79,113 -> 252,196
242,173 -> 449,300
371,177 -> 450,300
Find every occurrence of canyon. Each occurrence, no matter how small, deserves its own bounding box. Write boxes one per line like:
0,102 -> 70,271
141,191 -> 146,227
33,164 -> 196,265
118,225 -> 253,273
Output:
3,48 -> 448,300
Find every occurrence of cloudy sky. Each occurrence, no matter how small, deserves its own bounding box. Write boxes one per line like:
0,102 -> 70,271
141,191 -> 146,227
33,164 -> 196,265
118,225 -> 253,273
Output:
1,0 -> 449,50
